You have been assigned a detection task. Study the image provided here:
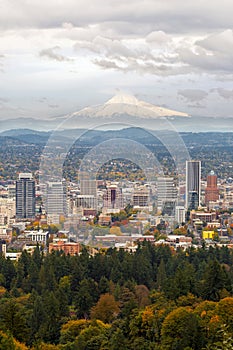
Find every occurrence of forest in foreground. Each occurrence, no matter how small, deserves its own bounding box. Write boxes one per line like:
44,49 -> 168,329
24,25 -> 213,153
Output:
1,242 -> 233,349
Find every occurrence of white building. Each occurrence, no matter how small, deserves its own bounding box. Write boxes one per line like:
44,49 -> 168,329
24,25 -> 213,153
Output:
157,177 -> 177,211
24,230 -> 49,244
46,181 -> 67,217
132,185 -> 150,208
76,194 -> 97,209
0,198 -> 15,225
175,206 -> 186,224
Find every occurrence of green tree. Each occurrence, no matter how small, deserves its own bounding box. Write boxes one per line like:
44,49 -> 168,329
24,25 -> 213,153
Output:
156,259 -> 167,291
200,259 -> 230,301
40,292 -> 61,344
74,278 -> 99,319
2,258 -> 16,290
28,291 -> 45,345
0,298 -> 28,344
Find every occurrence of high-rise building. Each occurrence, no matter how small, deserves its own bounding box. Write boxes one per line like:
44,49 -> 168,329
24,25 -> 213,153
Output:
16,173 -> 35,219
0,198 -> 15,225
79,171 -> 97,209
175,206 -> 186,224
46,181 -> 67,217
132,186 -> 150,208
103,182 -> 124,213
205,170 -> 219,205
76,195 -> 97,209
79,172 -> 97,197
157,177 -> 177,210
186,161 -> 201,210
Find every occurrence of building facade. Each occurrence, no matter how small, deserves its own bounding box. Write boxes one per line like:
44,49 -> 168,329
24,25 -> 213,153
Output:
205,170 -> 219,205
46,181 -> 67,217
186,161 -> 201,210
132,186 -> 150,208
157,177 -> 177,211
103,182 -> 124,213
16,173 -> 35,219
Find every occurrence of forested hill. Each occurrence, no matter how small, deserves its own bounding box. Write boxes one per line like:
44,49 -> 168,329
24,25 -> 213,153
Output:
1,128 -> 233,147
1,128 -> 233,181
1,243 -> 233,349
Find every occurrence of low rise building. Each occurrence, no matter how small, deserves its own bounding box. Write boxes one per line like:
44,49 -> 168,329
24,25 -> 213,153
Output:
190,211 -> 216,224
23,230 -> 49,244
49,239 -> 81,255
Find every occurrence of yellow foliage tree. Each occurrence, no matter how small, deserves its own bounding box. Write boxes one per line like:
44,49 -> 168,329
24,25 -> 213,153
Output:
0,331 -> 28,350
109,226 -> 122,236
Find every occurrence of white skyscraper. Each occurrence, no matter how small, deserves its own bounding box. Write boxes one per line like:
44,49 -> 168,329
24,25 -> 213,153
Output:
157,177 -> 177,211
46,181 -> 67,217
175,206 -> 186,224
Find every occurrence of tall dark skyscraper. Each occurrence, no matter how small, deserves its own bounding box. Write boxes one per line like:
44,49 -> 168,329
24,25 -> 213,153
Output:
16,173 -> 35,219
186,161 -> 201,210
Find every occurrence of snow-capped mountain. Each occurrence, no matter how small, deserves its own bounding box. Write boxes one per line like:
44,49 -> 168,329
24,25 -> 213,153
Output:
70,93 -> 189,119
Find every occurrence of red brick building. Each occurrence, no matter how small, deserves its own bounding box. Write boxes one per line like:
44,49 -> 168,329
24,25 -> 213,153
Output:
205,171 -> 219,205
49,240 -> 81,255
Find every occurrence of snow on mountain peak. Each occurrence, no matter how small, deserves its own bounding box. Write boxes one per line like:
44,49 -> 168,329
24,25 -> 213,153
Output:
105,93 -> 139,106
71,93 -> 189,119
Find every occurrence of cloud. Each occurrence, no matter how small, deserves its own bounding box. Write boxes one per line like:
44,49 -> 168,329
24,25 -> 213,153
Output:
0,0 -> 233,34
37,97 -> 59,108
48,104 -> 59,108
1,3 -> 233,78
211,88 -> 233,99
39,46 -> 72,62
73,32 -> 188,76
196,29 -> 233,55
71,28 -> 233,77
146,31 -> 172,45
93,59 -> 121,70
178,89 -> 208,102
187,103 -> 206,109
177,30 -> 233,75
74,36 -> 136,57
0,0 -> 233,119
38,97 -> 48,103
0,97 -> 8,103
0,55 -> 5,72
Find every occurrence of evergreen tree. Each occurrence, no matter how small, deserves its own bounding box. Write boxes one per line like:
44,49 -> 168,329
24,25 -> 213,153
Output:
201,259 -> 231,301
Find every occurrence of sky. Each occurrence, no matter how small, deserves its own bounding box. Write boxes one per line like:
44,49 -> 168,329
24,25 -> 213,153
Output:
0,0 -> 233,120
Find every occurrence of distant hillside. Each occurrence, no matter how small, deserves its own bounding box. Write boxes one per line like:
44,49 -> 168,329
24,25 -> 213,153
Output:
1,128 -> 233,148
0,128 -> 50,137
